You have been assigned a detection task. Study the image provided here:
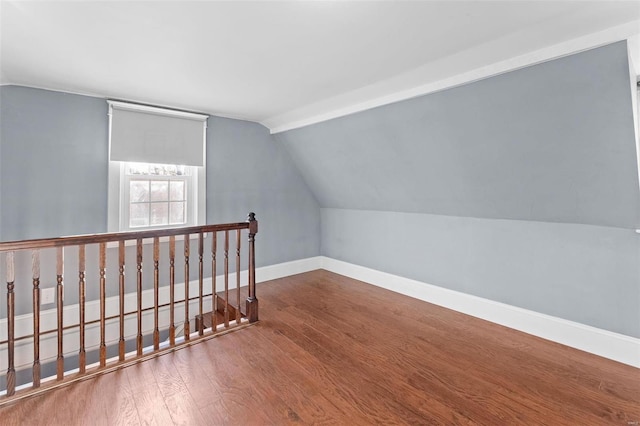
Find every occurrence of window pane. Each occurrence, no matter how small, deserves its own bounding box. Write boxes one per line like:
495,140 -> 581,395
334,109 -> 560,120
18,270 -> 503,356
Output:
170,181 -> 185,201
150,203 -> 169,225
150,181 -> 169,202
169,202 -> 185,224
130,181 -> 149,202
130,203 -> 149,227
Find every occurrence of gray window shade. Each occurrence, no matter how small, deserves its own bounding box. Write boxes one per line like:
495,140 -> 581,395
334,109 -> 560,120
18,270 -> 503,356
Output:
109,101 -> 208,166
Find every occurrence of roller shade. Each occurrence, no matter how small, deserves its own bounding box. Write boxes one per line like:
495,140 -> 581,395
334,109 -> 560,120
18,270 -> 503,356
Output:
108,101 -> 208,166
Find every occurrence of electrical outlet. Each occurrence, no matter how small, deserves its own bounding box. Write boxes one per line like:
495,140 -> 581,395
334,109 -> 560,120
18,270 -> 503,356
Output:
41,287 -> 55,305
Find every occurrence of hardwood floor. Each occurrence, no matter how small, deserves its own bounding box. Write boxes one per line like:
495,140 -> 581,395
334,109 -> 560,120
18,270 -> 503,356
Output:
1,269 -> 638,425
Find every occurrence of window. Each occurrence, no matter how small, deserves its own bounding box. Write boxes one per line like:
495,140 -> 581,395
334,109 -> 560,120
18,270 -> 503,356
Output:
122,162 -> 194,230
110,160 -> 205,232
107,101 -> 207,232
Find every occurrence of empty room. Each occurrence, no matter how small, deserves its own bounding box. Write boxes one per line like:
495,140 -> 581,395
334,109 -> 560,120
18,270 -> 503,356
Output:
0,1 -> 639,424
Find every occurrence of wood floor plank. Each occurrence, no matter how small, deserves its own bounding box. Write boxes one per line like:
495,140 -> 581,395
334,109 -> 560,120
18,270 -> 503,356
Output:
152,352 -> 210,426
238,322 -> 372,424
271,281 -> 523,421
216,327 -> 352,425
304,271 -> 640,423
169,346 -> 225,410
126,360 -> 175,426
260,308 -> 458,424
293,288 -> 552,415
1,269 -> 638,425
197,337 -> 279,425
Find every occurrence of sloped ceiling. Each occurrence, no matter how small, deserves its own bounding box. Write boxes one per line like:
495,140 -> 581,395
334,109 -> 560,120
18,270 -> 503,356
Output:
275,42 -> 640,229
1,1 -> 639,133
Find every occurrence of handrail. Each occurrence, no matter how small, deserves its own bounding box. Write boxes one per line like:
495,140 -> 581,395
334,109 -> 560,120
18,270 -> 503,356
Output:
1,212 -> 258,404
0,222 -> 250,251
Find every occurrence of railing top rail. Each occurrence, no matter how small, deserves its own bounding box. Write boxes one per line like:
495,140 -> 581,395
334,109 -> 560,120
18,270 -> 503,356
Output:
0,222 -> 250,252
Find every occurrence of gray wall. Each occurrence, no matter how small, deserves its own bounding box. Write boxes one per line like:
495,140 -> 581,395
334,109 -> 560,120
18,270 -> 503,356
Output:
276,41 -> 640,229
276,41 -> 640,338
322,208 -> 640,338
206,116 -> 320,267
0,86 -> 109,240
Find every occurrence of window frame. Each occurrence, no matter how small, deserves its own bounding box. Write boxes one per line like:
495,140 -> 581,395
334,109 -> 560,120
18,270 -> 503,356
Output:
121,163 -> 194,231
108,161 -> 206,233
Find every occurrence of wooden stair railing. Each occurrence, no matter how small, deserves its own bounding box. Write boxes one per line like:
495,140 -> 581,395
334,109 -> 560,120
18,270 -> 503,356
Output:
0,213 -> 258,404
194,287 -> 249,332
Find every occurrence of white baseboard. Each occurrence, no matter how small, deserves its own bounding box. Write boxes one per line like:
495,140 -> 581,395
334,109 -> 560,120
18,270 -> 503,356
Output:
320,256 -> 640,368
256,256 -> 322,283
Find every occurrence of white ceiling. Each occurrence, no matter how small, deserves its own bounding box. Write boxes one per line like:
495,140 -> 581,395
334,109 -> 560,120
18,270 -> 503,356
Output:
1,1 -> 639,133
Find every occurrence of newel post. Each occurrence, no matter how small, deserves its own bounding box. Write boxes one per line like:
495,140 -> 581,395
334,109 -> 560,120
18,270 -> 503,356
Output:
246,212 -> 259,322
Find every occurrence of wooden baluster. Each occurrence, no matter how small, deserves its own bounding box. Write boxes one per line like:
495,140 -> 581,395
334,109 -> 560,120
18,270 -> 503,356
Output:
56,247 -> 64,379
118,241 -> 126,361
32,250 -> 41,387
236,229 -> 241,325
136,239 -> 143,356
78,245 -> 86,373
153,237 -> 160,350
169,236 -> 176,346
184,235 -> 190,340
246,213 -> 259,323
224,230 -> 229,328
99,243 -> 106,367
198,232 -> 204,336
6,252 -> 16,396
211,232 -> 217,333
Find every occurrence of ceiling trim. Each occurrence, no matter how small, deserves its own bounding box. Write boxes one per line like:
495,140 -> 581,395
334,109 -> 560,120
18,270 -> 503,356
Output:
266,20 -> 640,135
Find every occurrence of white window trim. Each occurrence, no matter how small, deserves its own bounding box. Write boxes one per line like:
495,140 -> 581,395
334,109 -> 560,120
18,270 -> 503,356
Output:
108,161 -> 206,235
121,164 -> 193,231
